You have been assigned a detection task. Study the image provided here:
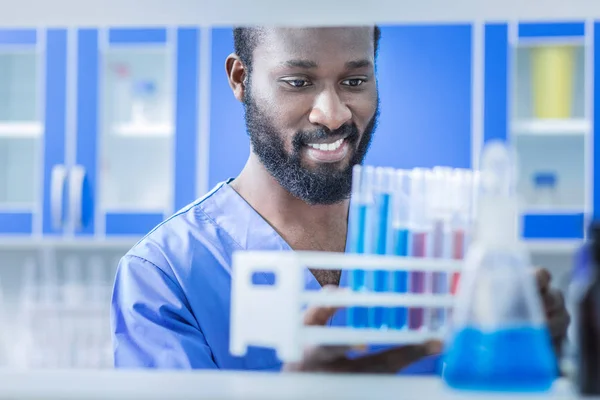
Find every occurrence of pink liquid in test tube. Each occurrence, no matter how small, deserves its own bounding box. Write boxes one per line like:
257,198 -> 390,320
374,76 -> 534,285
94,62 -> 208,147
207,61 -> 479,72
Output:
409,231 -> 427,329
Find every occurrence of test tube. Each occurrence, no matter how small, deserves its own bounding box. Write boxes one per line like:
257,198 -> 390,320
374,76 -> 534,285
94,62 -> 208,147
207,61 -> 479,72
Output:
347,164 -> 375,328
408,168 -> 431,330
389,169 -> 410,329
450,169 -> 478,295
368,167 -> 394,329
429,167 -> 454,330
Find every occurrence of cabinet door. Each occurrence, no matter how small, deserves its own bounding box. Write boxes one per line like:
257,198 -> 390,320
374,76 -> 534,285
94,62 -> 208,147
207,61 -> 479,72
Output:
484,22 -> 588,241
75,27 -> 199,237
0,29 -> 67,235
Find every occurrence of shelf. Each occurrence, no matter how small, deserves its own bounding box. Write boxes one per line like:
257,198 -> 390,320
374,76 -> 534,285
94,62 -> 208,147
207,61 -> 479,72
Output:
0,237 -> 138,249
522,239 -> 581,253
0,122 -> 42,137
520,205 -> 585,215
113,122 -> 172,137
512,119 -> 589,135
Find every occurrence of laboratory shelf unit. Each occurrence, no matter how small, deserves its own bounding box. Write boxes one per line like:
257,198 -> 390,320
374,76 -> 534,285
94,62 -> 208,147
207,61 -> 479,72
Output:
485,21 -> 594,245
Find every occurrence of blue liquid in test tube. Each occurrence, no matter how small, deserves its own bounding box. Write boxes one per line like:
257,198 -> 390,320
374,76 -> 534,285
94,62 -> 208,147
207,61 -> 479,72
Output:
369,168 -> 394,329
347,165 -> 373,328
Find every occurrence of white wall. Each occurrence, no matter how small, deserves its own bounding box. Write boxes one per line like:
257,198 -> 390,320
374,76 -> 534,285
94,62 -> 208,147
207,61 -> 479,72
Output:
1,0 -> 600,27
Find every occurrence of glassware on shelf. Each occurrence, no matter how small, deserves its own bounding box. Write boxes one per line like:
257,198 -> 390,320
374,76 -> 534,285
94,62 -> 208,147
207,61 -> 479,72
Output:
531,45 -> 576,119
131,79 -> 159,125
110,63 -> 132,125
531,171 -> 558,207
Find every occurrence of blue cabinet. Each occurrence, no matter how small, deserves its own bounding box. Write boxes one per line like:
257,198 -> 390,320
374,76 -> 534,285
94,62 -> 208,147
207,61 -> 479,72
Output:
483,21 -> 591,241
0,29 -> 67,236
0,27 -> 201,239
74,27 -> 200,236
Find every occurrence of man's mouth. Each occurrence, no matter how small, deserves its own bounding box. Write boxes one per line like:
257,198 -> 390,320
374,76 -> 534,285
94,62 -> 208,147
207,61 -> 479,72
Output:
304,137 -> 350,163
306,137 -> 345,152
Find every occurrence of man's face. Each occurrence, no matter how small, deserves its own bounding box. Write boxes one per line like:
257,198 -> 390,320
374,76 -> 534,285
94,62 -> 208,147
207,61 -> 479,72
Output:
242,27 -> 379,205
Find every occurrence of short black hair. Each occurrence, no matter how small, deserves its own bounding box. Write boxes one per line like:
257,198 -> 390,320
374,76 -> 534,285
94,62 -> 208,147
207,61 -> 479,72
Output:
233,26 -> 381,73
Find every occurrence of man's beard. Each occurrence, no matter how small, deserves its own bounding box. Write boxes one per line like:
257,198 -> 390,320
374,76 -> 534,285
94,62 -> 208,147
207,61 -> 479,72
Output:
242,92 -> 379,205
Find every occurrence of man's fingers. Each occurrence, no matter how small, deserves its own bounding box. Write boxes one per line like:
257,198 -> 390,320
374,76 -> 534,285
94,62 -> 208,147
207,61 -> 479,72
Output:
301,345 -> 358,367
544,288 -> 565,314
303,306 -> 338,326
548,311 -> 570,339
332,340 -> 443,374
535,268 -> 552,294
303,285 -> 344,326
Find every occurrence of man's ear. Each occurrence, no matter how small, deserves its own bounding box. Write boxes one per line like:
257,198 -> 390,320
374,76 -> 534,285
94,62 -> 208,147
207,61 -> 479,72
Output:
225,53 -> 246,102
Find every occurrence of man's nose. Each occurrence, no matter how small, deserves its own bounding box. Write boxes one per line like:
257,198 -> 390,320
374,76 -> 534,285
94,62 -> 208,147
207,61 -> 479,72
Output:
308,88 -> 352,132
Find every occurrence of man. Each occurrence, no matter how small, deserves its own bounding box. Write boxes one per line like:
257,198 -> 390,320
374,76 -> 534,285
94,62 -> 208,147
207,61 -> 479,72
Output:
111,26 -> 569,373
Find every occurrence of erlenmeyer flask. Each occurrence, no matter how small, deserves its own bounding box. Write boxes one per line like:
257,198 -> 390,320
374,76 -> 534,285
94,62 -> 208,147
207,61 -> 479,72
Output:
442,141 -> 557,392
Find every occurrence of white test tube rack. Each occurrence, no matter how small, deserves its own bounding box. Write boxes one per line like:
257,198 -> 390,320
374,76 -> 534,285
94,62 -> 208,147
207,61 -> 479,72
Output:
230,251 -> 463,363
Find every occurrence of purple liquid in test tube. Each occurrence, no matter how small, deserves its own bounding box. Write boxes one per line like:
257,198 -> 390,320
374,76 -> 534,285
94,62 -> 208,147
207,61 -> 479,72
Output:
408,169 -> 431,330
429,167 -> 455,331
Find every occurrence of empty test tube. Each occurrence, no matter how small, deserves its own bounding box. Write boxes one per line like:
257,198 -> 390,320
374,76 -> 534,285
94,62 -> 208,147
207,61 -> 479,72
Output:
429,167 -> 454,330
347,164 -> 375,328
389,169 -> 410,329
450,169 -> 478,295
369,167 -> 395,329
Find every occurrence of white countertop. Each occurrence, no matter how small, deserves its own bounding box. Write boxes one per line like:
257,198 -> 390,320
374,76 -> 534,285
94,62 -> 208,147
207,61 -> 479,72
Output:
0,370 -> 590,400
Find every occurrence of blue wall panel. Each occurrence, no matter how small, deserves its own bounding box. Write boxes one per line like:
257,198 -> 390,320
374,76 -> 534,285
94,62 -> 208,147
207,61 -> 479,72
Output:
208,28 -> 248,190
365,24 -> 473,169
518,22 -> 585,39
0,29 -> 37,45
0,213 -> 33,234
483,24 -> 509,144
108,28 -> 168,45
174,27 -> 200,209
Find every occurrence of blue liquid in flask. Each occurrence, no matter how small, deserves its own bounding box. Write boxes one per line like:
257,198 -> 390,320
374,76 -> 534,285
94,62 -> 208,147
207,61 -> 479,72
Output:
443,325 -> 557,392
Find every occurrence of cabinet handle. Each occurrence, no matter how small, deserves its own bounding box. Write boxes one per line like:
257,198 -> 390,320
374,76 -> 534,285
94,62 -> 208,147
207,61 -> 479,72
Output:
50,164 -> 67,231
68,165 -> 87,231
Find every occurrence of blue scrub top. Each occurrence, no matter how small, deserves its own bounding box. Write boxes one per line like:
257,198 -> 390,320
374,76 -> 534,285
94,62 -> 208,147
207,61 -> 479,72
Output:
111,180 -> 440,373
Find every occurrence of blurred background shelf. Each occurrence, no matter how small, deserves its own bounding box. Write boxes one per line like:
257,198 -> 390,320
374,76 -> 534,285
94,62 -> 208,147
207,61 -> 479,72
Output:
0,122 -> 42,137
112,122 -> 173,137
512,118 -> 589,135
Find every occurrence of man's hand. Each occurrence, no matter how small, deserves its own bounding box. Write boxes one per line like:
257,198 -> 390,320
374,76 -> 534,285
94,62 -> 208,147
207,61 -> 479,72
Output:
283,297 -> 442,374
535,268 -> 570,358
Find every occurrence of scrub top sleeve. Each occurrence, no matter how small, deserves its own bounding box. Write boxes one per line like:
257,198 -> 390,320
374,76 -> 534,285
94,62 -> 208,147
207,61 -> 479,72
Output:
111,255 -> 217,369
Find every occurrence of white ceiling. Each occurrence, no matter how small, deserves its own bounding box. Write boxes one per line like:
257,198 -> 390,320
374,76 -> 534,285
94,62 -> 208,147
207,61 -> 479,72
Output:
0,0 -> 599,27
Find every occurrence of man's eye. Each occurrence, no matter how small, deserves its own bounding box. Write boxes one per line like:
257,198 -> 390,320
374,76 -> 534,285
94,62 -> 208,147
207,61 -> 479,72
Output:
285,79 -> 311,88
342,78 -> 365,87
